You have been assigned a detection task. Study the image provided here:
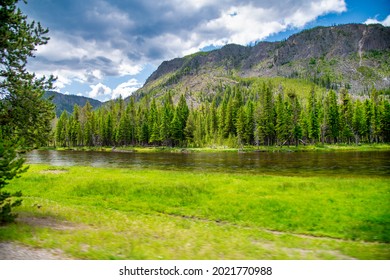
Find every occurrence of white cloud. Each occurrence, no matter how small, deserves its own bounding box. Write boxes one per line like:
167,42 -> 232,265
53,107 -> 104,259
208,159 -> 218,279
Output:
112,79 -> 142,100
196,0 -> 347,46
364,14 -> 390,26
87,79 -> 142,101
30,31 -> 143,87
88,83 -> 112,101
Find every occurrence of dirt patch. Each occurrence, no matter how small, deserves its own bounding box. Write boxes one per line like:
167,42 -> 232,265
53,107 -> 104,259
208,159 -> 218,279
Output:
0,242 -> 71,260
17,215 -> 88,231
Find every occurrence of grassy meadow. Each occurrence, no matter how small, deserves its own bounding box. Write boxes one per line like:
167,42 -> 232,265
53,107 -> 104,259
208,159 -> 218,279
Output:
1,164 -> 389,259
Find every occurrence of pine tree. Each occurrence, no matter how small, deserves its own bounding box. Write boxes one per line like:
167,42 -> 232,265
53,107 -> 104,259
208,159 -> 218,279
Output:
308,87 -> 320,143
379,99 -> 390,142
116,110 -> 131,146
244,100 -> 254,145
223,96 -> 235,138
160,93 -> 174,145
0,136 -> 25,224
184,111 -> 195,146
326,90 -> 340,143
339,89 -> 354,144
56,111 -> 68,147
289,91 -> 302,147
275,91 -> 288,145
364,98 -> 374,143
235,106 -> 245,147
171,94 -> 189,144
148,99 -> 159,144
259,84 -> 275,145
352,99 -> 366,144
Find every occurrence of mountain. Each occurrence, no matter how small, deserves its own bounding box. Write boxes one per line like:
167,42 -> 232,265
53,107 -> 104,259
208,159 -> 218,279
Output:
134,23 -> 390,104
44,91 -> 102,117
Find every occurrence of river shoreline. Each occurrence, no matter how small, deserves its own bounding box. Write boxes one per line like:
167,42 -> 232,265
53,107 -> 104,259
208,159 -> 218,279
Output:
37,143 -> 390,154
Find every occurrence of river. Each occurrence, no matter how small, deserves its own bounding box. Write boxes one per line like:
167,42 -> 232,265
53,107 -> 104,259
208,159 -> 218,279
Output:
25,150 -> 390,177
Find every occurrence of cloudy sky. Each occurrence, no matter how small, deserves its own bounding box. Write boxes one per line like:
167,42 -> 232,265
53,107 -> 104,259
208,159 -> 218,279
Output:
20,0 -> 389,101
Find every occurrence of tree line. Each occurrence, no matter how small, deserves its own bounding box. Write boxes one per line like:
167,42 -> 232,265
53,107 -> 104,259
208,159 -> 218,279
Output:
53,82 -> 390,148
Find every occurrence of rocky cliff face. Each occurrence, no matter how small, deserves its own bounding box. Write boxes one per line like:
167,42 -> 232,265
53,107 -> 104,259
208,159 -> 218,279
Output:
270,24 -> 390,65
138,24 -> 390,99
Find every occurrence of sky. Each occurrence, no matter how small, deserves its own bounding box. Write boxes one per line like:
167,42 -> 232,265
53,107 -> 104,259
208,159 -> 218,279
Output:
20,0 -> 390,102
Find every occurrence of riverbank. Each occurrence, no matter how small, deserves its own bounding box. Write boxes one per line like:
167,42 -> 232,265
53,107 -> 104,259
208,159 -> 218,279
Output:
1,164 -> 389,259
39,143 -> 390,154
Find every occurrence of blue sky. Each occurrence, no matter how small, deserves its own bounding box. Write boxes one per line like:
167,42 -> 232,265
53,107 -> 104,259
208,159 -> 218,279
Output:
20,0 -> 389,101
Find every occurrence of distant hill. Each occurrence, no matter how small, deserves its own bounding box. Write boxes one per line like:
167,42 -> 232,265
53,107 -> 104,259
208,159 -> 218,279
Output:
133,23 -> 390,105
44,91 -> 102,117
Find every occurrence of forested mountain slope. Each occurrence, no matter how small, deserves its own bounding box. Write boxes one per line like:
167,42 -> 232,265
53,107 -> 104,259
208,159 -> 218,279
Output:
44,91 -> 102,117
134,23 -> 390,104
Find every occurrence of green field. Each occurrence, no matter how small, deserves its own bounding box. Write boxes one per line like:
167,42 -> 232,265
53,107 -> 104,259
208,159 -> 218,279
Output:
1,164 -> 389,259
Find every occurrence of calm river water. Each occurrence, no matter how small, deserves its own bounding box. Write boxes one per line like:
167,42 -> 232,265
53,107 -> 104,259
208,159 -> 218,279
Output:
25,150 -> 390,177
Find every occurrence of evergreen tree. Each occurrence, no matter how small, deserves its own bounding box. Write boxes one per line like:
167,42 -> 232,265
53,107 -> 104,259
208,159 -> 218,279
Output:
244,100 -> 254,145
116,109 -> 131,145
0,137 -> 25,224
308,87 -> 320,143
177,94 -> 189,131
171,94 -> 189,144
275,91 -> 288,145
83,102 -> 95,146
159,93 -> 174,145
148,99 -> 159,144
352,99 -> 366,144
379,100 -> 390,142
235,106 -> 245,147
0,0 -> 54,147
258,84 -> 275,145
184,111 -> 195,146
102,112 -> 114,146
364,98 -> 374,143
223,96 -> 235,137
339,89 -> 354,143
300,104 -> 310,144
171,109 -> 183,145
289,91 -> 302,147
326,90 -> 340,143
56,111 -> 68,147
217,97 -> 227,140
209,98 -> 218,141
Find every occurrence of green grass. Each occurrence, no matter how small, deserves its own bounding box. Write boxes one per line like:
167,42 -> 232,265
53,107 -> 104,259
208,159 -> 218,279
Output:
1,164 -> 389,259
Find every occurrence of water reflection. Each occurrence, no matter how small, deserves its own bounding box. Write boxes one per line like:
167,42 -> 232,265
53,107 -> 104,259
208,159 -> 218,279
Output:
25,150 -> 390,177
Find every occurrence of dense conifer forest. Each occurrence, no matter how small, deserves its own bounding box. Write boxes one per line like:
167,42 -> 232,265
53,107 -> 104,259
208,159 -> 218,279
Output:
53,79 -> 390,148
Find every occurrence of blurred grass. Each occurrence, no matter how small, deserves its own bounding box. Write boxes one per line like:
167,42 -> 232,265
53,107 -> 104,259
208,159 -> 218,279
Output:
1,164 -> 389,259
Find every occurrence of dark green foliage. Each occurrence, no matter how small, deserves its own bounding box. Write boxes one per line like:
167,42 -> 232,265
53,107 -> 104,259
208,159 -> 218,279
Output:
0,0 -> 54,222
326,90 -> 340,143
53,82 -> 390,148
0,137 -> 26,224
308,87 -> 320,143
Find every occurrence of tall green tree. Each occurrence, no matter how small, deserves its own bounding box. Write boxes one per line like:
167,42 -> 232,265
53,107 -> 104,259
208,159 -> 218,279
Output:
352,99 -> 366,144
56,111 -> 68,147
148,99 -> 159,144
326,90 -> 340,143
308,87 -> 320,143
243,100 -> 254,145
0,0 -> 54,223
339,89 -> 354,143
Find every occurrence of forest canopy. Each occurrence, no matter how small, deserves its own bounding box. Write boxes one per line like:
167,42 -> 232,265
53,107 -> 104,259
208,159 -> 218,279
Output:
53,81 -> 390,149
